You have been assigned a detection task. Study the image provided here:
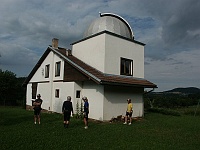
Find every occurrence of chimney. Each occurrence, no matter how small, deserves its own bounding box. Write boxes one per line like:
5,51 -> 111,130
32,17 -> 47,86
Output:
52,38 -> 59,49
66,49 -> 72,56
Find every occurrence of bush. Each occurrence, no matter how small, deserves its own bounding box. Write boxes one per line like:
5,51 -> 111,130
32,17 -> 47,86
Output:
148,108 -> 181,116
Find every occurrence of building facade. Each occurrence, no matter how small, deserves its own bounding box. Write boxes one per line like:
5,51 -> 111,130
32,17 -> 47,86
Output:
23,13 -> 157,121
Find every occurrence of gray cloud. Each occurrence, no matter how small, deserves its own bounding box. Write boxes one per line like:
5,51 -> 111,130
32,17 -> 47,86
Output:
0,0 -> 200,91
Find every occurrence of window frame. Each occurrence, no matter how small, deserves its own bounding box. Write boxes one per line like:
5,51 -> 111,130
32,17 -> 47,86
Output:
55,89 -> 59,98
45,64 -> 50,78
55,61 -> 61,77
120,57 -> 133,76
76,90 -> 81,98
32,83 -> 38,99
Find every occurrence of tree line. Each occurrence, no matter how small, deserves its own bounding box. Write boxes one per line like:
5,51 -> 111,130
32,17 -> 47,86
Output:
1,69 -> 200,109
144,92 -> 200,109
0,69 -> 26,107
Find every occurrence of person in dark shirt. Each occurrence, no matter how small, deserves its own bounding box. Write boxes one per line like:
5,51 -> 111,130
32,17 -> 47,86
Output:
33,94 -> 43,125
62,96 -> 74,128
82,96 -> 89,129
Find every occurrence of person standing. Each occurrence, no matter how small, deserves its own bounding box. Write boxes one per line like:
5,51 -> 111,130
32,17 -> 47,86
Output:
123,98 -> 133,125
62,96 -> 74,128
33,94 -> 43,125
82,97 -> 89,129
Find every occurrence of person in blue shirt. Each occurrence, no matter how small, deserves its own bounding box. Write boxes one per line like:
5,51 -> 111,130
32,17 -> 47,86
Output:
82,96 -> 89,129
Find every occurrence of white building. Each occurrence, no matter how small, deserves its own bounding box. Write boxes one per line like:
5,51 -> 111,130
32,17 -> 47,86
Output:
23,13 -> 157,121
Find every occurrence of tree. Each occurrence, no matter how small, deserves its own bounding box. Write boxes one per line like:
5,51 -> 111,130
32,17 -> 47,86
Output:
0,69 -> 26,106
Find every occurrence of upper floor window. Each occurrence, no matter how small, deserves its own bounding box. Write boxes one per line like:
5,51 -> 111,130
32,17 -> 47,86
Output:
120,57 -> 133,76
55,61 -> 61,77
45,64 -> 50,78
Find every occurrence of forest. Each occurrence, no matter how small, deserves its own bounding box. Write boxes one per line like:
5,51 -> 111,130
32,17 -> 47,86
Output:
144,87 -> 200,109
0,69 -> 26,107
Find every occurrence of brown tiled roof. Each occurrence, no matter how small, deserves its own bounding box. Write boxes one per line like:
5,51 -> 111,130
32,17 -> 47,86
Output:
23,46 -> 157,88
52,47 -> 157,88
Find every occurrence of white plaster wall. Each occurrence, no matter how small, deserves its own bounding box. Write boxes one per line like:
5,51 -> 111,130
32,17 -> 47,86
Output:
29,50 -> 65,83
105,34 -> 144,78
27,51 -> 65,111
51,82 -> 75,113
72,34 -> 106,73
37,83 -> 52,111
72,33 -> 144,78
52,53 -> 65,81
30,52 -> 54,82
26,82 -> 51,111
82,81 -> 104,121
104,85 -> 144,120
26,83 -> 33,106
73,82 -> 83,114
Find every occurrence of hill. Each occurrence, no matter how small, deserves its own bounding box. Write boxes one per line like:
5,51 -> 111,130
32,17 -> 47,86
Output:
163,87 -> 200,94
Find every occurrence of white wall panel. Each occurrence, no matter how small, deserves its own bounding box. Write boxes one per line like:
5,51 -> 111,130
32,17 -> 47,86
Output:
72,34 -> 106,73
105,34 -> 144,78
104,86 -> 144,120
82,81 -> 104,121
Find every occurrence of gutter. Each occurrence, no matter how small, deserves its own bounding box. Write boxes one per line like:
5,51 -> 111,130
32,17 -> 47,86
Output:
143,88 -> 155,95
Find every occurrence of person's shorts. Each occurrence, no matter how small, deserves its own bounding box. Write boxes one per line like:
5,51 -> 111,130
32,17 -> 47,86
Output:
84,112 -> 89,120
34,109 -> 41,116
64,111 -> 71,121
126,111 -> 132,117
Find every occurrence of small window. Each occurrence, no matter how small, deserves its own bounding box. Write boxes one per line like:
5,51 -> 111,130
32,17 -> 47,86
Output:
32,83 -> 38,99
76,91 -> 81,98
55,61 -> 61,77
45,64 -> 50,78
120,57 -> 133,76
55,89 -> 59,98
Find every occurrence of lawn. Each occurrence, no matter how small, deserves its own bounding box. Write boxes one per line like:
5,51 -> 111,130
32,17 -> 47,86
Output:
0,107 -> 200,150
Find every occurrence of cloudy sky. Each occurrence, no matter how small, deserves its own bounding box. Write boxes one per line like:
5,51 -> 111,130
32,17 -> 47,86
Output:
0,0 -> 200,92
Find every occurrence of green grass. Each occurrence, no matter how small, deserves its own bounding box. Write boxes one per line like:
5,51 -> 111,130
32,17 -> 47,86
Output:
1,107 -> 200,150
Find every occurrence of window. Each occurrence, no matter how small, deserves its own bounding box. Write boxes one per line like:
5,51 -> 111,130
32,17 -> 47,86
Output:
32,83 -> 38,99
55,89 -> 59,98
76,91 -> 81,98
45,64 -> 50,78
120,57 -> 133,76
55,61 -> 61,77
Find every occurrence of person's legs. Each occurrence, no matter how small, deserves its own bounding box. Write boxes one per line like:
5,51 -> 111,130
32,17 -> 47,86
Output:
128,112 -> 132,125
34,109 -> 41,124
64,112 -> 70,128
37,110 -> 41,124
124,116 -> 127,124
38,115 -> 41,124
34,115 -> 37,124
129,117 -> 132,125
124,112 -> 128,124
84,118 -> 88,129
84,112 -> 88,129
63,112 -> 67,127
66,114 -> 70,128
84,118 -> 87,126
34,110 -> 37,124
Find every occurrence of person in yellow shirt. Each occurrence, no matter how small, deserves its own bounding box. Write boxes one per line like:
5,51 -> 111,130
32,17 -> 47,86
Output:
123,99 -> 133,125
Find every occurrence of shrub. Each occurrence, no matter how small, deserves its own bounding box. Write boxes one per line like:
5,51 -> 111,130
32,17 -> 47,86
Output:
75,100 -> 83,118
148,108 -> 181,116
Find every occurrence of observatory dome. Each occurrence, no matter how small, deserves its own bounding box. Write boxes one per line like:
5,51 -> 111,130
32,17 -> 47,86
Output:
84,13 -> 134,40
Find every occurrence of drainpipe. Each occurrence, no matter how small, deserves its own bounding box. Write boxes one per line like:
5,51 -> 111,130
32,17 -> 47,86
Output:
144,88 -> 155,95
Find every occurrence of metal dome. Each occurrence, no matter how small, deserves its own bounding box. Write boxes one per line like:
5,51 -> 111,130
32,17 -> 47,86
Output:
84,13 -> 134,40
